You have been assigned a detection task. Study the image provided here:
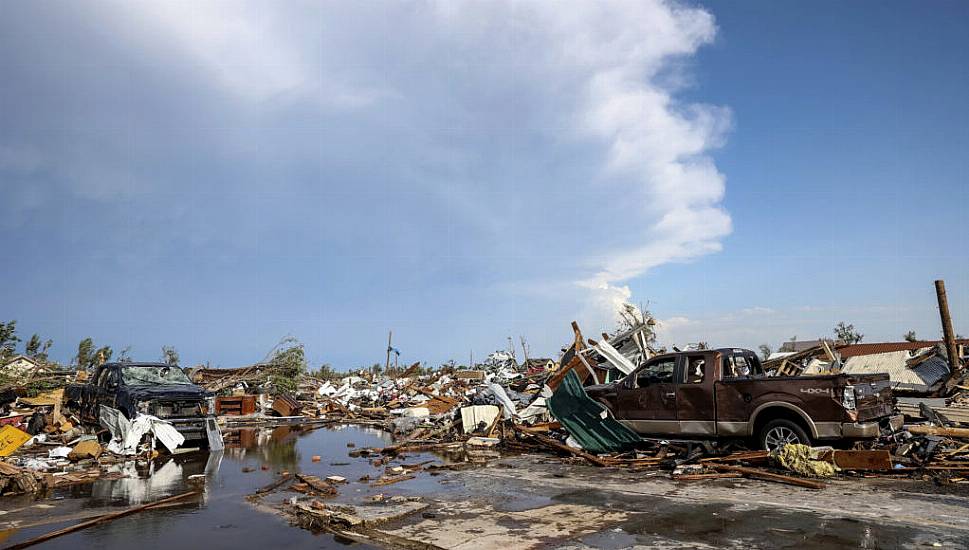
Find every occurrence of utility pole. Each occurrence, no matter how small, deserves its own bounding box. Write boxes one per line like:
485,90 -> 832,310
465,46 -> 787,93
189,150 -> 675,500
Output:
385,330 -> 392,373
936,280 -> 962,391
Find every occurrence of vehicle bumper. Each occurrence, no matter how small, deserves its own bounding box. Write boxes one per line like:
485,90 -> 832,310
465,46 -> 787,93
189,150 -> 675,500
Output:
841,414 -> 904,438
166,416 -> 210,441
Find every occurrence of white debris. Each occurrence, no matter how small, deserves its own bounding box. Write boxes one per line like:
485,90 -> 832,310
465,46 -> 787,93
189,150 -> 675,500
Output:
99,405 -> 186,455
48,446 -> 72,459
460,405 -> 501,433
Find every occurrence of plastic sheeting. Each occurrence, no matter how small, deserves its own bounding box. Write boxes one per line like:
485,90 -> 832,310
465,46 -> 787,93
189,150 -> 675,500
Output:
485,382 -> 518,419
547,370 -> 640,454
99,405 -> 185,455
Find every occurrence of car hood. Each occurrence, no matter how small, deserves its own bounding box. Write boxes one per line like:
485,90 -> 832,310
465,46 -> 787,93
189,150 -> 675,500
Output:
123,385 -> 209,401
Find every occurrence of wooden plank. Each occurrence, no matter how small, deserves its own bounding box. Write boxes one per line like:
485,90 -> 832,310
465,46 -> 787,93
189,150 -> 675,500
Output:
907,425 -> 969,438
514,426 -> 611,467
710,464 -> 826,489
672,472 -> 744,481
831,450 -> 892,471
546,322 -> 588,390
5,491 -> 200,550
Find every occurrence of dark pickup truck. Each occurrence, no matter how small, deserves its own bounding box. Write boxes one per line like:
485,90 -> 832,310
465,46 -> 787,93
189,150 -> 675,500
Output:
65,362 -> 215,445
585,348 -> 903,450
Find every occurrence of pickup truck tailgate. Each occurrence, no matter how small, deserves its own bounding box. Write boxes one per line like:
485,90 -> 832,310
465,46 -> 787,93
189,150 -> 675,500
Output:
848,374 -> 894,422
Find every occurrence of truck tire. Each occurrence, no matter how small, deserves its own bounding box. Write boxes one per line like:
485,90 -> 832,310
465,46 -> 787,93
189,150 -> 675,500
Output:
759,419 -> 810,452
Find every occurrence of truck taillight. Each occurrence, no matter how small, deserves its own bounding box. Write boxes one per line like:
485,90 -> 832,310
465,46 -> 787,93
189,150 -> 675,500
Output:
842,385 -> 857,410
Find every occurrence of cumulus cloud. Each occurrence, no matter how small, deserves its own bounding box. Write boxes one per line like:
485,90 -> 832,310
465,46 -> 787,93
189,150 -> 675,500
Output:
0,0 -> 731,362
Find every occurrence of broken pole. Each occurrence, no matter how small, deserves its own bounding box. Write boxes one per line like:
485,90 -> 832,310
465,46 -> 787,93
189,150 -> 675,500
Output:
936,280 -> 962,392
385,330 -> 393,374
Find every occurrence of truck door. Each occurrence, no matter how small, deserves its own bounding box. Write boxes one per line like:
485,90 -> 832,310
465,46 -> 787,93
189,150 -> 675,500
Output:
95,367 -> 120,411
616,356 -> 677,434
675,352 -> 716,435
714,350 -> 763,436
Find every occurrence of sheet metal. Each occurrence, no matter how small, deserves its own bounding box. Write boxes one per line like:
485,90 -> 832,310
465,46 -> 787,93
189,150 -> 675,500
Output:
841,350 -> 950,393
547,370 -> 640,454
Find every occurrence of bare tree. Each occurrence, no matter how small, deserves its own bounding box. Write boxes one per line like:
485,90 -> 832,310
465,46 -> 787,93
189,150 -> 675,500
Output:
758,344 -> 772,360
834,322 -> 863,345
903,330 -> 918,343
614,301 -> 658,348
519,336 -> 531,363
161,345 -> 180,365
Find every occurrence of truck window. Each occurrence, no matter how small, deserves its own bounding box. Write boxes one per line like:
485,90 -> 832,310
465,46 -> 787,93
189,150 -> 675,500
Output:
636,358 -> 675,386
682,355 -> 705,384
723,353 -> 762,379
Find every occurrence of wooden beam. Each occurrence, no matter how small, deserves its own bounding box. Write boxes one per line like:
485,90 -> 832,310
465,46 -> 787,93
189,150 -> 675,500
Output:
907,425 -> 969,438
710,464 -> 825,489
6,491 -> 200,549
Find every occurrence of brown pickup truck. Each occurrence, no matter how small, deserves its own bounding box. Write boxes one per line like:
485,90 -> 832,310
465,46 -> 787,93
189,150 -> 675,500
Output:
585,348 -> 903,450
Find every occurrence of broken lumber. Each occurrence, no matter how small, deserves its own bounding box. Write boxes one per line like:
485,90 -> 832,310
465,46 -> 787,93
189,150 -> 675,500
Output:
831,450 -> 892,471
711,464 -> 826,489
295,474 -> 337,495
907,425 -> 969,438
672,472 -> 744,481
254,473 -> 294,495
515,426 -> 611,467
370,474 -> 415,487
6,490 -> 200,550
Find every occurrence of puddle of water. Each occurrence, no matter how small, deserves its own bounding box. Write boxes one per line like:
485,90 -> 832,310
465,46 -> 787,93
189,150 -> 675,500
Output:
0,424 -> 409,549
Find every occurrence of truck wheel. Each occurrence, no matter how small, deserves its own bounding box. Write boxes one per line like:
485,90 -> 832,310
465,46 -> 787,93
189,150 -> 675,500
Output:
759,419 -> 810,452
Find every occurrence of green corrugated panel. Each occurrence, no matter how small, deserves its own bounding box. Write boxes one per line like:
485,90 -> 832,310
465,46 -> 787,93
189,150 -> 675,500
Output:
547,370 -> 641,454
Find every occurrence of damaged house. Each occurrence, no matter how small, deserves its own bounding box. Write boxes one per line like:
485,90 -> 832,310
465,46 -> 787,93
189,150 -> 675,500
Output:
764,339 -> 968,396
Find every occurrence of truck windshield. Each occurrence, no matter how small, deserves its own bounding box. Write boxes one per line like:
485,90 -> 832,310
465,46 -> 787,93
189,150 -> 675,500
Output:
121,366 -> 194,386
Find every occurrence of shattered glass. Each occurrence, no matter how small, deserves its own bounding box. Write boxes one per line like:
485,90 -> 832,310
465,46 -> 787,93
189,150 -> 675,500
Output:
121,366 -> 194,386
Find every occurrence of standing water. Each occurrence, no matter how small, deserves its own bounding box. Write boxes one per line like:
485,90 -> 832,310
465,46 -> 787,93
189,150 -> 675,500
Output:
0,425 -> 403,549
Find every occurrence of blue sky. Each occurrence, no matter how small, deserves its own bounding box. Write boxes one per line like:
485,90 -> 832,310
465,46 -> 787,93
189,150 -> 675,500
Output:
1,0 -> 967,369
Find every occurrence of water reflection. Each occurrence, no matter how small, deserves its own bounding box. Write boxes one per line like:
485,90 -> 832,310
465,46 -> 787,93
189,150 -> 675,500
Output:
93,460 -> 187,505
224,426 -> 301,471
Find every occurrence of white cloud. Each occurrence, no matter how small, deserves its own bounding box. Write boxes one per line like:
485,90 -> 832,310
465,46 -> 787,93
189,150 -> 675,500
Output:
0,0 -> 734,361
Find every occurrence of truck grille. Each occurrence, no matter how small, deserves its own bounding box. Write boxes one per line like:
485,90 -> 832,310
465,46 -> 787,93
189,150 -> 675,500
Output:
151,400 -> 202,418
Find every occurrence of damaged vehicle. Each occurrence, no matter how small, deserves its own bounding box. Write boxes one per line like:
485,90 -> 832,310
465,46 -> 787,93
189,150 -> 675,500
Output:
65,362 -> 218,448
585,348 -> 903,450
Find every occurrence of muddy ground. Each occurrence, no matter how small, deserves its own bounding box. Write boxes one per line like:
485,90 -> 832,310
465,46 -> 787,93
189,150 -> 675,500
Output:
1,424 -> 967,549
